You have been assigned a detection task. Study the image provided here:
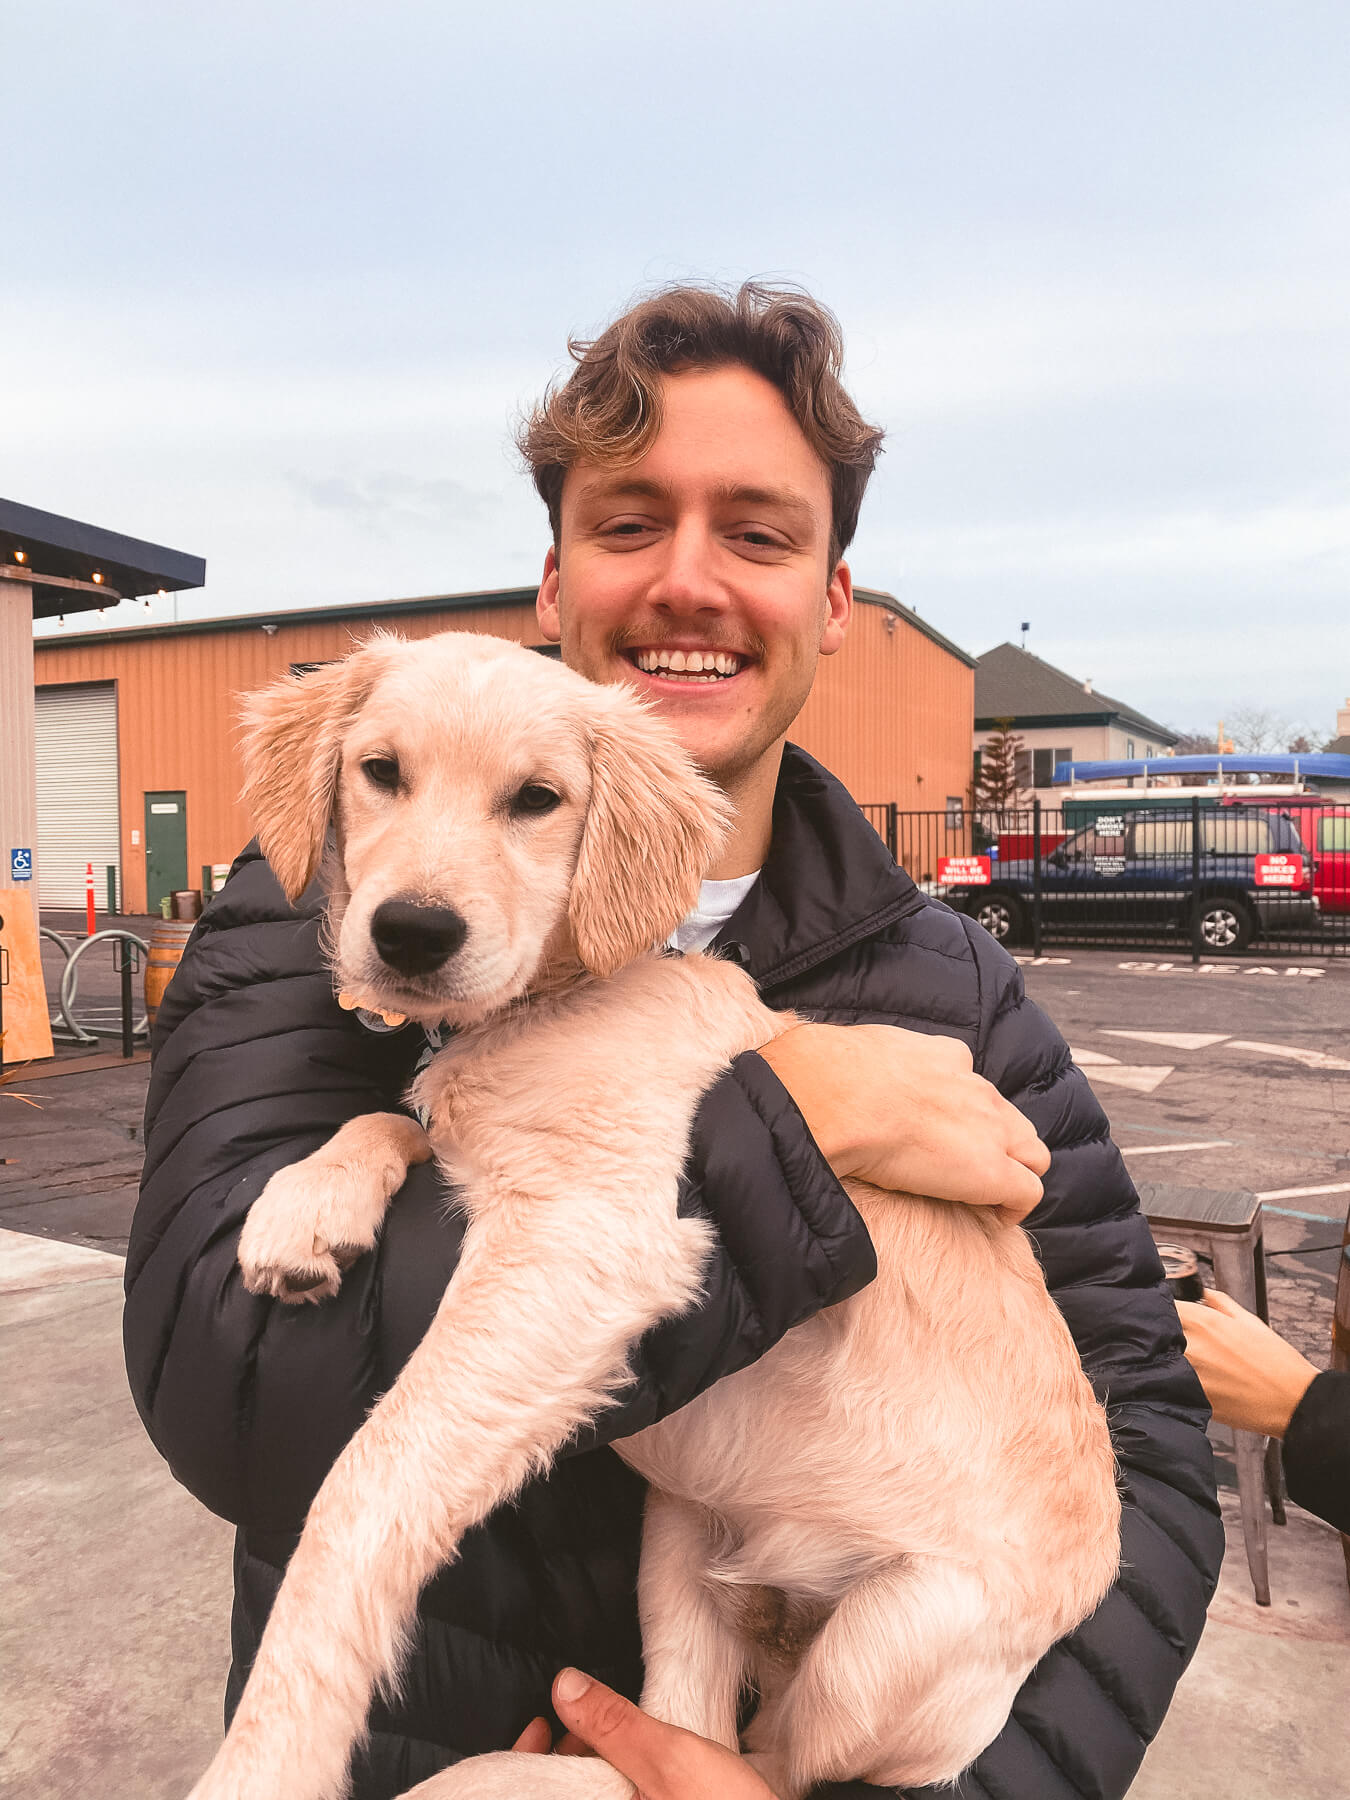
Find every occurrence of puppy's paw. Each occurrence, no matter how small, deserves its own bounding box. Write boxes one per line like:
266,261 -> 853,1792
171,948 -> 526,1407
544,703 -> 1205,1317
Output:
238,1159 -> 387,1304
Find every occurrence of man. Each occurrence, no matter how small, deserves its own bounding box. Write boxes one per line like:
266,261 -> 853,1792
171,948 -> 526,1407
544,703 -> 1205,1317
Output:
126,282 -> 1222,1799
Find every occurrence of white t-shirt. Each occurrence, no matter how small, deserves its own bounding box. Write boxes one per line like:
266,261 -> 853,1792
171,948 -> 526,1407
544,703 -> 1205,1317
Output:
667,871 -> 761,955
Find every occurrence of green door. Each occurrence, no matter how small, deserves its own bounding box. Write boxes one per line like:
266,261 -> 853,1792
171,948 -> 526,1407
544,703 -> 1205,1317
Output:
144,791 -> 188,914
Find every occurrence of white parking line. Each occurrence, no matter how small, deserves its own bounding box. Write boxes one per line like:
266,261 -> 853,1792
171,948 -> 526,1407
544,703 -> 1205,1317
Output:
1102,1030 -> 1231,1051
1255,1181 -> 1350,1203
1228,1040 -> 1350,1073
1120,1141 -> 1233,1156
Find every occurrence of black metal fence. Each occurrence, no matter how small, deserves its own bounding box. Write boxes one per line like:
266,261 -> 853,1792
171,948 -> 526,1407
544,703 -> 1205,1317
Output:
862,798 -> 1349,958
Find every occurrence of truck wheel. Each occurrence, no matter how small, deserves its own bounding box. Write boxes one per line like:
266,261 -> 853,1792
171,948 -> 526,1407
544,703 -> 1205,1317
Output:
974,892 -> 1026,944
1194,896 -> 1255,954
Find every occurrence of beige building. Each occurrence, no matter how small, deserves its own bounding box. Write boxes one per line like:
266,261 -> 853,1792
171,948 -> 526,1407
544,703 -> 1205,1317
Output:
974,643 -> 1177,798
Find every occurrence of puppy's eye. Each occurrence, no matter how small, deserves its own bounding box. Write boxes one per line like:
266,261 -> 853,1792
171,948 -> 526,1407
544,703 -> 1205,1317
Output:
362,756 -> 400,791
511,782 -> 562,817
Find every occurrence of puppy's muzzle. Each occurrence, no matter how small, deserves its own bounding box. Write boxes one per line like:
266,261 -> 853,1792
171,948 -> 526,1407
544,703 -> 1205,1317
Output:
371,899 -> 469,976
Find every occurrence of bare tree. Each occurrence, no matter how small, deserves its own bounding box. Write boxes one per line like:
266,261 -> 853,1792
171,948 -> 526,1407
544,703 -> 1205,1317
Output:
1226,706 -> 1295,754
1170,730 -> 1220,755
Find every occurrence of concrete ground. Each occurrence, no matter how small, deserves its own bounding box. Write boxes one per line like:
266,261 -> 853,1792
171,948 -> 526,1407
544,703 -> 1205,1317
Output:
1,942 -> 1347,1796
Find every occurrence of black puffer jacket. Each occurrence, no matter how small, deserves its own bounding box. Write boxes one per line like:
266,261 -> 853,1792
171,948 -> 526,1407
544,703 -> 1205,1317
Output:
125,746 -> 1223,1799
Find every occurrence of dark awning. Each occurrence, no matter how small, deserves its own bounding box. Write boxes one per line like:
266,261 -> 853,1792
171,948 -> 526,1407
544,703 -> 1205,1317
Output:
0,496 -> 206,618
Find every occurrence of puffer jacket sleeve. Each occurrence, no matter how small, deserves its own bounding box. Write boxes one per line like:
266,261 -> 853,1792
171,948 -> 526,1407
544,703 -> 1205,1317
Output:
123,843 -> 874,1533
829,927 -> 1223,1800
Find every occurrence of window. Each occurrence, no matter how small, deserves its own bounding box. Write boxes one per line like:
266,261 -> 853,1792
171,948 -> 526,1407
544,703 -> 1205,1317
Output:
1318,816 -> 1350,852
945,796 -> 964,828
1201,816 -> 1272,854
1126,738 -> 1136,759
1145,745 -> 1157,759
1131,818 -> 1192,858
1031,746 -> 1073,788
1014,750 -> 1032,791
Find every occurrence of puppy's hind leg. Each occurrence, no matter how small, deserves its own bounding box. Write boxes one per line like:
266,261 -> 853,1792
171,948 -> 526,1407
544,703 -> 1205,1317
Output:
758,1556 -> 1024,1798
636,1490 -> 750,1748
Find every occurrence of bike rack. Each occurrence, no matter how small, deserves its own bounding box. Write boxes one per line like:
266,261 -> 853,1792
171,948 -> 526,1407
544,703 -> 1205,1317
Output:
56,929 -> 151,1046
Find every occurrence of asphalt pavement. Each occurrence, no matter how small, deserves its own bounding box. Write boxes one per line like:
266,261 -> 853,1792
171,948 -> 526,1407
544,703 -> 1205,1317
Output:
2,940 -> 1347,1798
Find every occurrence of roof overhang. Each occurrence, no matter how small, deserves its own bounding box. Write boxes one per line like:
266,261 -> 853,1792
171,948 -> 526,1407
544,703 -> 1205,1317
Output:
1,496 -> 205,619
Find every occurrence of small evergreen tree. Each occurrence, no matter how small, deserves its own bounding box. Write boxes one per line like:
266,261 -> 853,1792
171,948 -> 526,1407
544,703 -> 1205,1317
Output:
972,718 -> 1026,819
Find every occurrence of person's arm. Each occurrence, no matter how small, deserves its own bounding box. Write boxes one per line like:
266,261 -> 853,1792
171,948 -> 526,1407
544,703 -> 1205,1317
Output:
1178,1288 -> 1350,1534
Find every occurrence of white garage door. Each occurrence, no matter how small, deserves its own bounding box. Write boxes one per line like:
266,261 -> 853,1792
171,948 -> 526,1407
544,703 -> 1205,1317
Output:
34,683 -> 120,910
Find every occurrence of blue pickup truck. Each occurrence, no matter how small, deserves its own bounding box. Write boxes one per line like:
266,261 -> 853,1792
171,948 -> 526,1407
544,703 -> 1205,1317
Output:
941,808 -> 1317,953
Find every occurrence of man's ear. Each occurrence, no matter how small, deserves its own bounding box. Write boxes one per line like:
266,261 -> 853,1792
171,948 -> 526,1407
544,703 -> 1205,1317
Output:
536,546 -> 562,643
569,690 -> 734,977
820,560 -> 852,657
236,642 -> 392,903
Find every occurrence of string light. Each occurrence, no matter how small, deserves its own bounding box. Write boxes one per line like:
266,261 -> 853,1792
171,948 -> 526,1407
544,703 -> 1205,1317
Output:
13,549 -> 25,563
91,570 -> 104,584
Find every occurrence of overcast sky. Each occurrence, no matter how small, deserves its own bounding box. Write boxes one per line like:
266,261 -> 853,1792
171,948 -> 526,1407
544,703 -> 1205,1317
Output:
6,0 -> 1347,740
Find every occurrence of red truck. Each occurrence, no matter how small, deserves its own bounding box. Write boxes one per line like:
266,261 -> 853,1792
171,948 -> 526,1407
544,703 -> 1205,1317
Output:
1228,798 -> 1349,917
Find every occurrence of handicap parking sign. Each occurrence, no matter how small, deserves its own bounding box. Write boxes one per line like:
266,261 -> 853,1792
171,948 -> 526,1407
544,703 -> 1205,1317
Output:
10,848 -> 32,881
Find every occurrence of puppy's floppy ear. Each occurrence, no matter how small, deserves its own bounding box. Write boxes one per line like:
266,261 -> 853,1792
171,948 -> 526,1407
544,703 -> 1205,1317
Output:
569,688 -> 735,977
236,642 -> 391,903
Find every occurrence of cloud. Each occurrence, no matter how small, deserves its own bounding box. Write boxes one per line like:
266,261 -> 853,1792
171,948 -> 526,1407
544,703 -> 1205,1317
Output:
287,471 -> 496,538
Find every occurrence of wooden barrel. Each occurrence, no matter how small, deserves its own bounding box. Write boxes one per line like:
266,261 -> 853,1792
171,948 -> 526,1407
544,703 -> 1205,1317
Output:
144,920 -> 197,1030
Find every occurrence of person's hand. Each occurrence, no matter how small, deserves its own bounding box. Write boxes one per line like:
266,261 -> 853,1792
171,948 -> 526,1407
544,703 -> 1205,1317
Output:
512,1669 -> 780,1798
1175,1288 -> 1318,1438
758,1021 -> 1050,1224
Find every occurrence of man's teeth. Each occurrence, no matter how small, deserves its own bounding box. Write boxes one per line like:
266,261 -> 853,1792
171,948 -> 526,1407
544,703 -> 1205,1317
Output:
633,649 -> 744,678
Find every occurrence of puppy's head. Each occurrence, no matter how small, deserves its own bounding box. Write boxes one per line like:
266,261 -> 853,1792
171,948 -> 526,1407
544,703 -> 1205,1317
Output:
237,631 -> 733,1025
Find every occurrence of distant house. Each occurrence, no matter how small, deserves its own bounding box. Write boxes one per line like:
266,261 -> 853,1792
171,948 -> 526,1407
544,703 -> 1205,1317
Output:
1328,697 -> 1350,757
974,643 -> 1177,795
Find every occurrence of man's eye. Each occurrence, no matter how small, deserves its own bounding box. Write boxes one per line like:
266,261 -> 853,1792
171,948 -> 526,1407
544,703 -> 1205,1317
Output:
511,782 -> 562,817
362,757 -> 400,791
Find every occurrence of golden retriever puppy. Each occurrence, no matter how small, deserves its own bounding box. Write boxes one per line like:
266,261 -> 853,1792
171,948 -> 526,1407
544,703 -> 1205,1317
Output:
187,630 -> 1119,1800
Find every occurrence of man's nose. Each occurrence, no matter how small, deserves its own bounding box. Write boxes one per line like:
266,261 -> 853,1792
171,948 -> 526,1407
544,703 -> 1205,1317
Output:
371,899 -> 468,976
646,519 -> 729,615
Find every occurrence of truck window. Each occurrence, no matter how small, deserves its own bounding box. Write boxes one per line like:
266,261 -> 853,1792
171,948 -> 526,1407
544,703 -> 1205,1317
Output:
1130,818 -> 1192,858
1201,815 -> 1272,854
1319,816 -> 1350,852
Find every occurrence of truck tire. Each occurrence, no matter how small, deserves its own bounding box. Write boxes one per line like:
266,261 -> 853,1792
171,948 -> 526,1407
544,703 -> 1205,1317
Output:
1194,894 -> 1255,954
974,891 -> 1026,945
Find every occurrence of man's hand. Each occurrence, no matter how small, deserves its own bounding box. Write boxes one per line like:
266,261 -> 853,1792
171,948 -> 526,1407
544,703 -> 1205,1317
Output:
758,1021 -> 1050,1224
1176,1288 -> 1318,1439
512,1669 -> 780,1798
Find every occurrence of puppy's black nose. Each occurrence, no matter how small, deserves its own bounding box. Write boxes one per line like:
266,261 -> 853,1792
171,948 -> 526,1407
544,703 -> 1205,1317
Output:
370,900 -> 468,976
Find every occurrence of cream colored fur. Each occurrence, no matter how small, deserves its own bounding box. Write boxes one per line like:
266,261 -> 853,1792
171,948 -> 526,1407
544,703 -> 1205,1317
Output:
189,631 -> 1120,1800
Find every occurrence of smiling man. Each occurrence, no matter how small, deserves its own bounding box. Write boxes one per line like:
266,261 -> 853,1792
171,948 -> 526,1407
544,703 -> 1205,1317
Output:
126,282 -> 1222,1800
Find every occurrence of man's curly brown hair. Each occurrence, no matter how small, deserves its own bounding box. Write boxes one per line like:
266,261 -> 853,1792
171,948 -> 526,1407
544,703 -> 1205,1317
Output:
519,282 -> 885,567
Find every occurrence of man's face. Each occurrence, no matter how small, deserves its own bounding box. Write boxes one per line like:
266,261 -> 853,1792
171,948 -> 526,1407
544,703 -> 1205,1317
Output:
535,363 -> 851,790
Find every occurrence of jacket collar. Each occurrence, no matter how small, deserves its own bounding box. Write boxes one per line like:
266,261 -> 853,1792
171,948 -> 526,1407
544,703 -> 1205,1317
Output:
711,745 -> 924,991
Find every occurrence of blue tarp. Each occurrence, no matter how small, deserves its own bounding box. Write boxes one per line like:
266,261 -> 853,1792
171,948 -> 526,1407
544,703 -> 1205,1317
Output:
1054,753 -> 1350,786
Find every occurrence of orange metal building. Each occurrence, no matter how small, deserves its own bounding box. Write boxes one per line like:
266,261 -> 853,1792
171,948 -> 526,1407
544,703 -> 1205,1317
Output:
32,586 -> 974,914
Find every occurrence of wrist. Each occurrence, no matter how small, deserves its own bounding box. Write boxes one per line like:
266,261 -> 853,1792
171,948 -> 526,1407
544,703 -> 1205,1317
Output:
757,1023 -> 858,1178
1271,1363 -> 1319,1439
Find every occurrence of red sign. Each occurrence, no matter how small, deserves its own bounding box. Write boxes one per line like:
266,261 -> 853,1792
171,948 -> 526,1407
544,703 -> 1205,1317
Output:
1254,853 -> 1305,888
938,855 -> 992,886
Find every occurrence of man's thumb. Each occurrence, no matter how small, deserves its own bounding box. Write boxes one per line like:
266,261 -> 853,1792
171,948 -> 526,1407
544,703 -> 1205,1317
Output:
552,1669 -> 664,1788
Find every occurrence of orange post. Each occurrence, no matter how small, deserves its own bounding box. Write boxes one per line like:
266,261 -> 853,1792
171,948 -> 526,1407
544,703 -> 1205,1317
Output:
85,861 -> 96,936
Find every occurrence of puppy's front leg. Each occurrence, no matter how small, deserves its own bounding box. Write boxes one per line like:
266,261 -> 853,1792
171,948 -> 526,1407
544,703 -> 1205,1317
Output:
238,1112 -> 432,1302
190,1184 -> 712,1800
